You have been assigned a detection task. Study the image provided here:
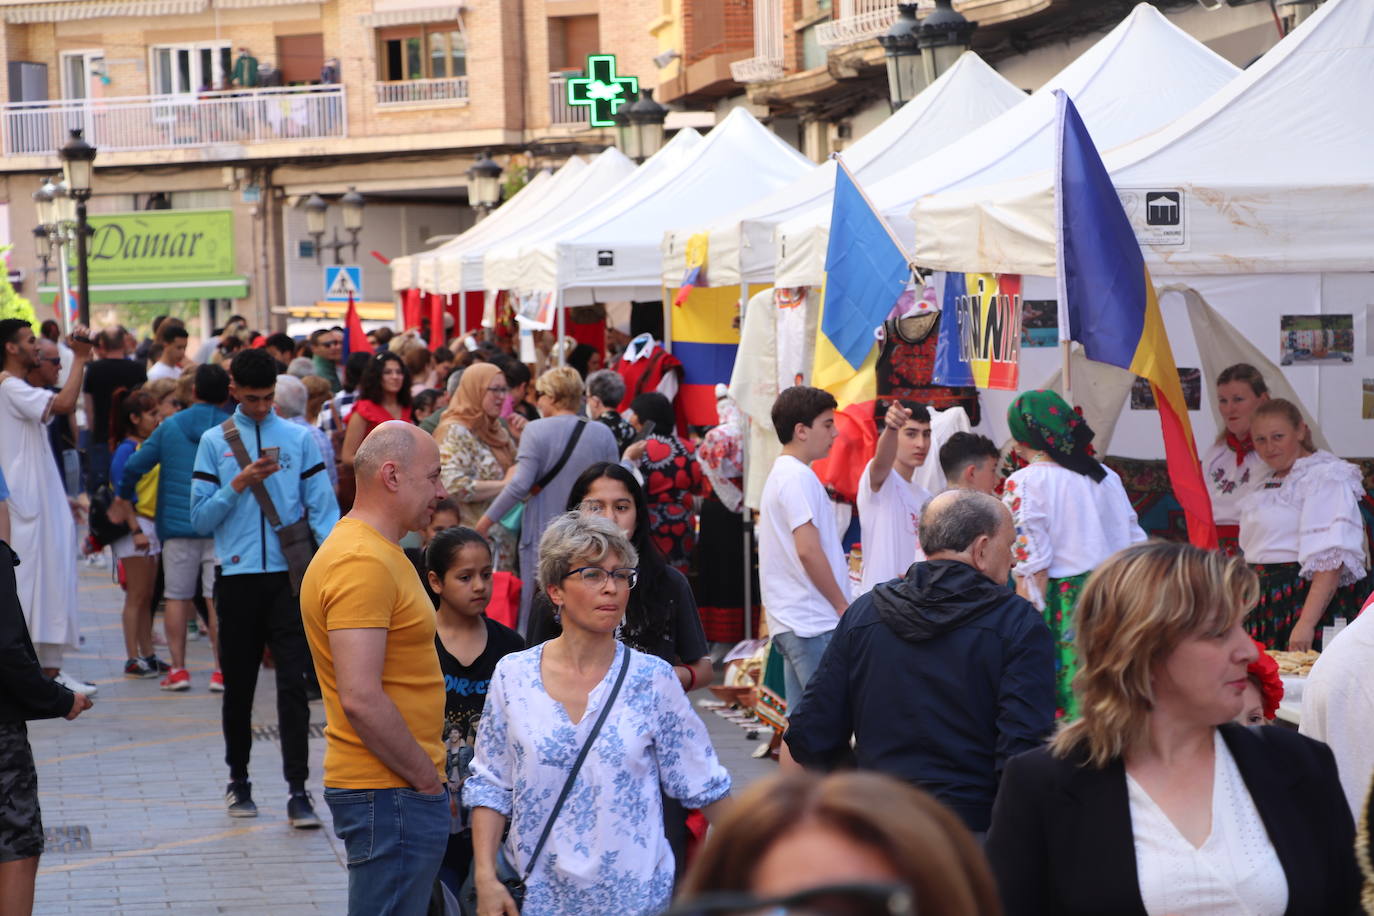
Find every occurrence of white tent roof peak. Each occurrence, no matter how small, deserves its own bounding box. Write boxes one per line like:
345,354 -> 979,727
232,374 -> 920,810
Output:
911,0 -> 1373,276
660,51 -> 1024,287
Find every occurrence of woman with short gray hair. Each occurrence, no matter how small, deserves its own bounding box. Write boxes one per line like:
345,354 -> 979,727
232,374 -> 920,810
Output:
465,513 -> 732,916
585,369 -> 635,453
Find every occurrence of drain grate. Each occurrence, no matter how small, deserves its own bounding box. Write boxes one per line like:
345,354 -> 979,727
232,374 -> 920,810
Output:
44,825 -> 92,852
252,722 -> 327,742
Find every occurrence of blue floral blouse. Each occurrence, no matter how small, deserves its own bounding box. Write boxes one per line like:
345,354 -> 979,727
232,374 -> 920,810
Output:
463,641 -> 732,916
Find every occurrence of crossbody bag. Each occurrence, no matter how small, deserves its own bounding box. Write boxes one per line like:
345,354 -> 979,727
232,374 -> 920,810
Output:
461,647 -> 631,913
220,418 -> 318,596
497,417 -> 588,535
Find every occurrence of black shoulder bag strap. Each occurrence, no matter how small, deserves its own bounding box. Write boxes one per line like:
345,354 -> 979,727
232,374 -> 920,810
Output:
221,418 -> 284,528
529,417 -> 587,498
520,647 -> 631,881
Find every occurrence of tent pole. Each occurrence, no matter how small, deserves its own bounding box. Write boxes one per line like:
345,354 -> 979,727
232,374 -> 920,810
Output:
556,289 -> 566,366
1061,340 -> 1073,406
458,286 -> 467,339
739,284 -> 753,642
662,285 -> 673,353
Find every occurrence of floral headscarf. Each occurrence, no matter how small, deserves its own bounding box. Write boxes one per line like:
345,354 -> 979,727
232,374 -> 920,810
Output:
699,395 -> 745,513
1006,389 -> 1105,482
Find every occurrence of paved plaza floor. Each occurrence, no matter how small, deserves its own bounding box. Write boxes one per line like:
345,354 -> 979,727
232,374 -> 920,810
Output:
27,561 -> 776,914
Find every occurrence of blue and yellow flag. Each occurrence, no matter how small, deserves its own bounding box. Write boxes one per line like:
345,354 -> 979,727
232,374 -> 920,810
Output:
1054,90 -> 1215,549
812,159 -> 910,407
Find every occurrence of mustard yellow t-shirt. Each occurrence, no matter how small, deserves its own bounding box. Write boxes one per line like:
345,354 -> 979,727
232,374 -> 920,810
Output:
300,517 -> 444,788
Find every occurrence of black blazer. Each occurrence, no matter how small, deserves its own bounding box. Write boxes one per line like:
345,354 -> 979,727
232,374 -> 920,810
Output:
986,722 -> 1360,916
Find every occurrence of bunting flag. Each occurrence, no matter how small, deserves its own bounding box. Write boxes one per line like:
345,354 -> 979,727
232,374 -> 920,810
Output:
342,290 -> 367,358
673,233 -> 709,307
1054,90 -> 1216,549
812,158 -> 910,407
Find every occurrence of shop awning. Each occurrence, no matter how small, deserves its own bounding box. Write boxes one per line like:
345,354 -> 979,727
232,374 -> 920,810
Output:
1,0 -> 207,22
38,276 -> 248,304
273,301 -> 398,321
358,2 -> 462,27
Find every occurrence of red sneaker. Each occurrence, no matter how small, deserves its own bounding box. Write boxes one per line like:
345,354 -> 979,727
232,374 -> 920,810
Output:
209,670 -> 225,693
160,669 -> 191,692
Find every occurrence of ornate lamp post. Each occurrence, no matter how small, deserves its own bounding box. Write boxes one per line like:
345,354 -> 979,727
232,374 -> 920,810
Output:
467,151 -> 503,219
625,89 -> 668,163
879,2 -> 924,109
917,0 -> 977,87
304,193 -> 328,265
58,129 -> 97,326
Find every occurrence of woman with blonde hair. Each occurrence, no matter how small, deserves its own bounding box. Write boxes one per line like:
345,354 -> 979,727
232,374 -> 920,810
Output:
476,366 -> 618,632
1203,363 -> 1270,555
987,541 -> 1359,916
1238,397 -> 1368,651
673,770 -> 1000,916
433,361 -> 518,571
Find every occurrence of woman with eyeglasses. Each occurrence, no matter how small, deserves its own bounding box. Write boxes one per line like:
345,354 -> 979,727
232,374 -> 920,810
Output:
477,366 -> 619,633
671,770 -> 1000,916
433,362 -> 519,572
465,512 -> 731,916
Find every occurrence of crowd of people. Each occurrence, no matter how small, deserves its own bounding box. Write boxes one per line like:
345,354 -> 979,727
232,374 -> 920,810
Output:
1,307 -> 1372,916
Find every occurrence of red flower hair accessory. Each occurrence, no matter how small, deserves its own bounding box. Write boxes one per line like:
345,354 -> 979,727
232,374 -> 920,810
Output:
1247,640 -> 1284,721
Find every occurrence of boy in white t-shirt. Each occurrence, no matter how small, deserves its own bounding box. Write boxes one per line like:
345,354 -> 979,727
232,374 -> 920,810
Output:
759,386 -> 848,724
856,400 -> 933,594
938,432 -> 1001,495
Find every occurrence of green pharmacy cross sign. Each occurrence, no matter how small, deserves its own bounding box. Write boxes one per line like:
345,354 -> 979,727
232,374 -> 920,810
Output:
566,54 -> 639,128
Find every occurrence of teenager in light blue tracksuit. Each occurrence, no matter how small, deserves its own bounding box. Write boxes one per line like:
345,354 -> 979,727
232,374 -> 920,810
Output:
190,349 -> 338,826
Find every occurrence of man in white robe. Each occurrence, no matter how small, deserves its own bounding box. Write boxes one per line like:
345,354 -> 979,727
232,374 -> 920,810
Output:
0,319 -> 93,694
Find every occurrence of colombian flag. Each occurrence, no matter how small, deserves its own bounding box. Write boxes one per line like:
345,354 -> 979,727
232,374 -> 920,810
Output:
1054,91 -> 1216,550
668,282 -> 767,426
812,158 -> 909,407
342,291 -> 368,358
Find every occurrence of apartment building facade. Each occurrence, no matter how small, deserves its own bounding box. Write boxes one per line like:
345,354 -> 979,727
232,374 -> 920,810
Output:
0,0 -> 661,333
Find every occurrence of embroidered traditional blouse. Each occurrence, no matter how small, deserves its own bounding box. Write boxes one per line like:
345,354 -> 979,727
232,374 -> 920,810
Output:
1128,731 -> 1288,916
1236,450 -> 1366,584
1201,439 -> 1269,527
463,642 -> 731,916
1003,462 -> 1146,580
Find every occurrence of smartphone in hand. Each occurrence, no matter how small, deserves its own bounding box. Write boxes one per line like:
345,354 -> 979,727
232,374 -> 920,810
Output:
261,446 -> 280,463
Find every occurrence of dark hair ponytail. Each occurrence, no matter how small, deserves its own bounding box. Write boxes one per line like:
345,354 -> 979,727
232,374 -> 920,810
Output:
111,387 -> 158,448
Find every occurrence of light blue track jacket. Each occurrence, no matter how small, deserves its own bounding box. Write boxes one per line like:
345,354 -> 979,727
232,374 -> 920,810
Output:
190,407 -> 339,577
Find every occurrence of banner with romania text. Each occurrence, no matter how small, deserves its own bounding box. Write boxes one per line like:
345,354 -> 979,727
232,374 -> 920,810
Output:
932,272 -> 1022,390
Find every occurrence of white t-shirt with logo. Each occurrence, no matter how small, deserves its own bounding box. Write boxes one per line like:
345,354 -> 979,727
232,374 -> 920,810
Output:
759,455 -> 849,638
856,459 -> 932,595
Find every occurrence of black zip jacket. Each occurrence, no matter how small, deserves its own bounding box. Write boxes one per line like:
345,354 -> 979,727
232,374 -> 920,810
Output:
0,541 -> 75,724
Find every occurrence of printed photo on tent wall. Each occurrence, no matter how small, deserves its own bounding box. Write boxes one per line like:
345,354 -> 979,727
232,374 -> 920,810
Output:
1130,368 -> 1200,411
1362,379 -> 1374,421
1021,298 -> 1058,347
1279,314 -> 1354,366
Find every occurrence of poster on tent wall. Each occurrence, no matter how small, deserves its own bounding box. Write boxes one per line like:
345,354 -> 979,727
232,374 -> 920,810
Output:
933,272 -> 1022,390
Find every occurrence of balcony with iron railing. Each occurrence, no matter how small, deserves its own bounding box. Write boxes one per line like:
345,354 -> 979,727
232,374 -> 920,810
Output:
548,73 -> 588,128
374,76 -> 469,108
816,0 -> 932,48
1,85 -> 346,156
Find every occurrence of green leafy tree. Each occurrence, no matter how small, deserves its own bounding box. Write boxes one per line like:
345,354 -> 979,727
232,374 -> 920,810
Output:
0,246 -> 38,329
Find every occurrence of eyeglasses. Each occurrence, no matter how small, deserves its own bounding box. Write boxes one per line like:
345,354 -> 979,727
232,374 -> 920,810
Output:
563,566 -> 638,589
39,356 -> 62,365
662,883 -> 915,916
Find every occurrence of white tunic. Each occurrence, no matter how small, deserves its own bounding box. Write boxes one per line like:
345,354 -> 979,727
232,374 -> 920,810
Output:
1236,450 -> 1366,584
0,377 -> 80,648
1003,462 -> 1146,580
1200,440 -> 1268,527
1128,731 -> 1289,916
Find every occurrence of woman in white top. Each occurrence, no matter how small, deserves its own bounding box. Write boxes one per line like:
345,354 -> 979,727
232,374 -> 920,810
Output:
1200,363 -> 1271,555
1002,389 -> 1146,719
1237,398 -> 1368,652
986,541 -> 1360,916
466,512 -> 731,916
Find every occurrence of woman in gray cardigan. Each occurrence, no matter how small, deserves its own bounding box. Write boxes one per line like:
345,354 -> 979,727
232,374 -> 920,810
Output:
477,365 -> 618,633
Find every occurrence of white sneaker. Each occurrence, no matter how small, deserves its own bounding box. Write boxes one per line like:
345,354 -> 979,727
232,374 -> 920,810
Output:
54,672 -> 99,696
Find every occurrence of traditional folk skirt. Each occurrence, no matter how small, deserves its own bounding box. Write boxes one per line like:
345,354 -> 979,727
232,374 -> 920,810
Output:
1045,572 -> 1091,722
1246,562 -> 1369,650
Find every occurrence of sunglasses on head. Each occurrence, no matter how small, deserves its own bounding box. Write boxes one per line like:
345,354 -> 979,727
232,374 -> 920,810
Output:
662,883 -> 915,916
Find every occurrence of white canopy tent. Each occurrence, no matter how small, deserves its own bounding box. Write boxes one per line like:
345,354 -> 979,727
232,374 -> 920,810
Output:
388,162 -> 568,293
772,2 -> 1239,287
659,52 -> 1025,289
483,128 -> 705,297
911,0 -> 1374,459
432,148 -> 638,295
553,107 -> 814,306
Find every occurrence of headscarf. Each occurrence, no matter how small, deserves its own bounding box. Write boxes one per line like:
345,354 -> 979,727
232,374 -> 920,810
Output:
1246,640 -> 1284,721
433,362 -> 516,468
1006,389 -> 1106,482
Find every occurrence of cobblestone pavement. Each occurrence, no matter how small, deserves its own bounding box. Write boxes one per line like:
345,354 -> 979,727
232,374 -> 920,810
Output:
28,562 -> 777,914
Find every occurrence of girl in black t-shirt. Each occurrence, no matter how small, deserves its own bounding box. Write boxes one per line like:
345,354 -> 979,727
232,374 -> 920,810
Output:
425,527 -> 524,894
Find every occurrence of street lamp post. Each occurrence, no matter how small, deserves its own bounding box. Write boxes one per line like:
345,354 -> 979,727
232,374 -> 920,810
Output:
32,225 -> 52,285
304,193 -> 328,264
625,89 -> 668,163
878,3 -> 924,109
467,151 -> 503,220
59,129 -> 97,326
917,0 -> 977,87
340,186 -> 366,263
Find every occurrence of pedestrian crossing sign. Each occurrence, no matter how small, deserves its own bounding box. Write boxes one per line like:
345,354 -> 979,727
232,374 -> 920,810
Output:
324,265 -> 362,302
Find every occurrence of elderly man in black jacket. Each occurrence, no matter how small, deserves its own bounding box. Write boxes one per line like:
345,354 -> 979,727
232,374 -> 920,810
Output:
0,530 -> 92,912
785,488 -> 1054,835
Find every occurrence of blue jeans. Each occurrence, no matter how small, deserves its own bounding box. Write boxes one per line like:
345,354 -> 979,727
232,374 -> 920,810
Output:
772,629 -> 834,718
325,786 -> 450,916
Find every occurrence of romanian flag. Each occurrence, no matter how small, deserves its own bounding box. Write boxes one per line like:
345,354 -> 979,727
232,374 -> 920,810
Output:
673,233 -> 708,307
812,158 -> 910,407
1054,91 -> 1216,549
342,291 -> 368,358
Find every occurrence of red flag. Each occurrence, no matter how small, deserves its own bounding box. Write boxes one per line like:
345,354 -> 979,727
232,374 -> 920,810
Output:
343,291 -> 367,358
429,293 -> 445,348
402,288 -> 422,330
